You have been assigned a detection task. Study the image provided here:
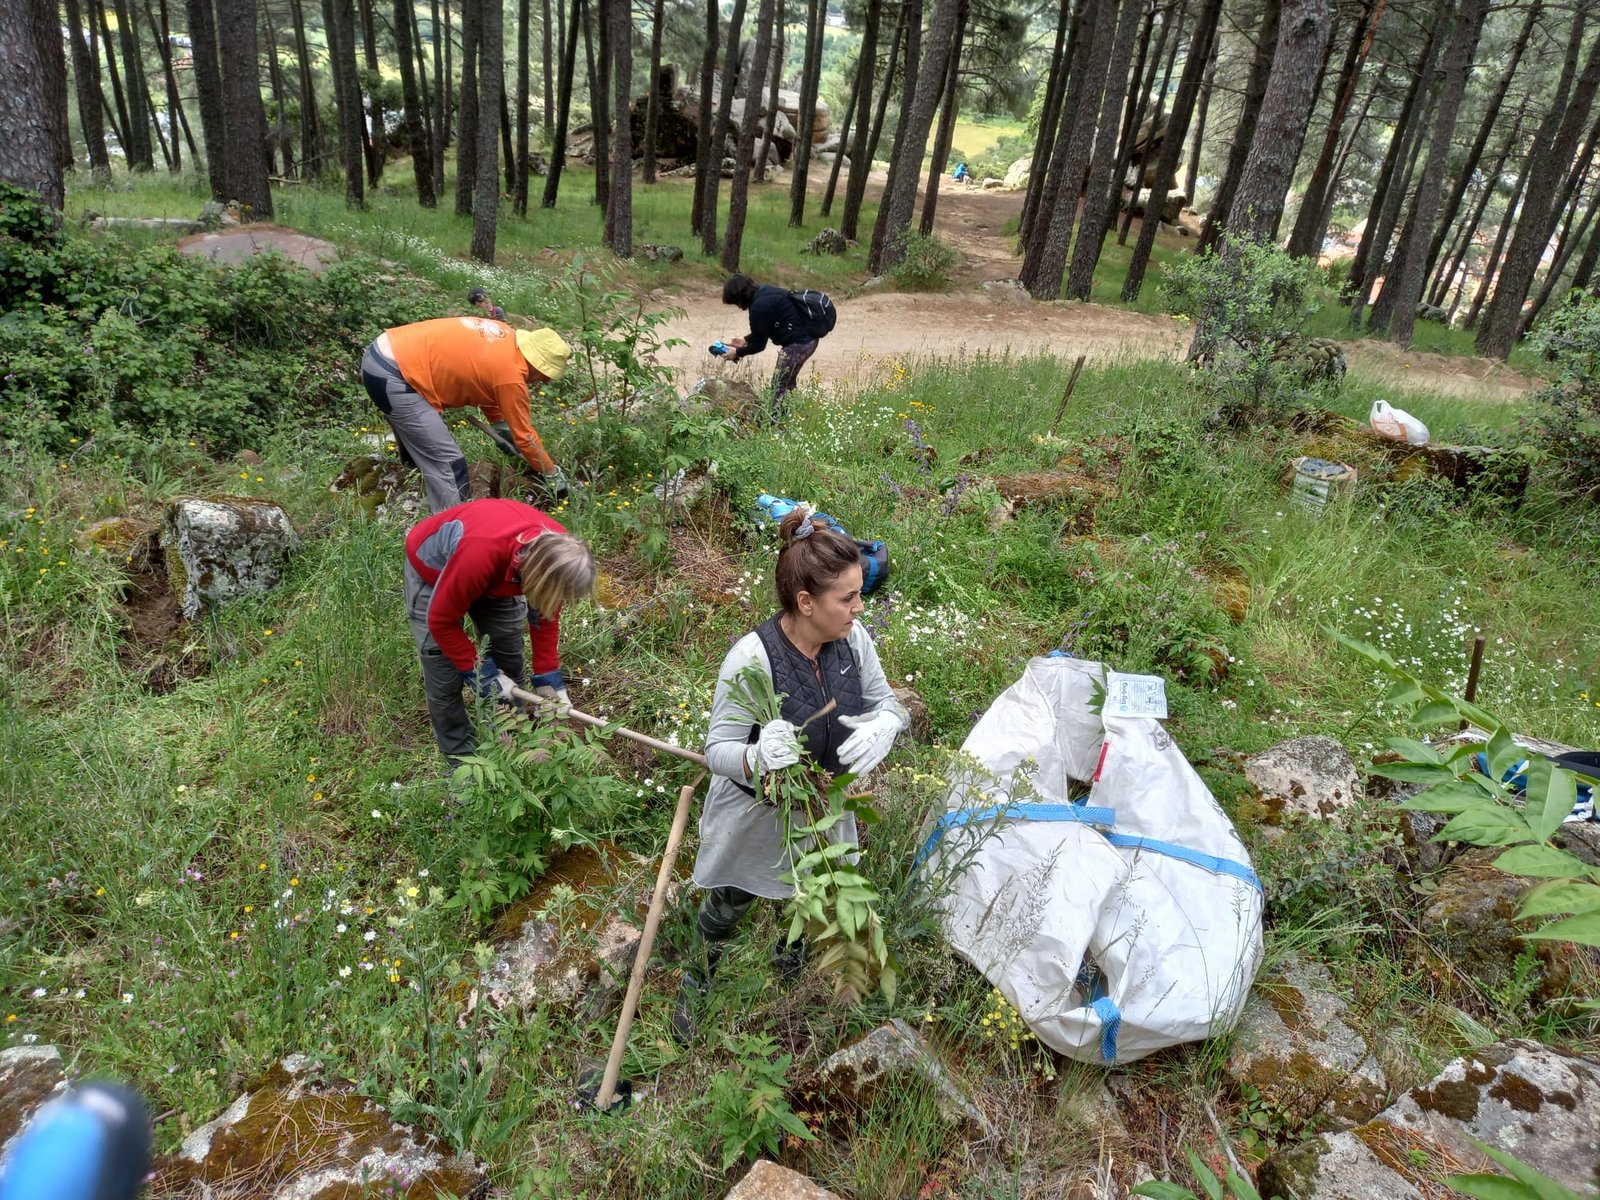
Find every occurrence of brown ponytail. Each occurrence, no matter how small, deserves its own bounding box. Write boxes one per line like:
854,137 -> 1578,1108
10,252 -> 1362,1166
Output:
774,508 -> 860,613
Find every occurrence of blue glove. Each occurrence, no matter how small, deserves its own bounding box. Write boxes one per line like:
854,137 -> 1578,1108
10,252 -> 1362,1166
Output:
462,655 -> 514,700
531,670 -> 564,691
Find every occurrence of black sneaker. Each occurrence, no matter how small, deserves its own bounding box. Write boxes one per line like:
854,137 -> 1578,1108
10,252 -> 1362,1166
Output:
773,936 -> 808,984
670,969 -> 708,1045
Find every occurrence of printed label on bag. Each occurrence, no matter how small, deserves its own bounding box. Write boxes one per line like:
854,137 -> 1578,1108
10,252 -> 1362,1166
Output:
1105,671 -> 1168,719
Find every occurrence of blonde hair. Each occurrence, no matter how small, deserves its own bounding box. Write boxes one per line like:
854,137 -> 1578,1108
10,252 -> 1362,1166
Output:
518,532 -> 596,616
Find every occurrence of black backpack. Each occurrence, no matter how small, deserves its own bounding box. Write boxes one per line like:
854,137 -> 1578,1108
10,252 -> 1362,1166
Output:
790,289 -> 838,339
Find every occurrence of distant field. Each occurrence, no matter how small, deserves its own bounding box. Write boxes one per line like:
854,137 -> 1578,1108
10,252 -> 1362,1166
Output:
949,116 -> 1027,160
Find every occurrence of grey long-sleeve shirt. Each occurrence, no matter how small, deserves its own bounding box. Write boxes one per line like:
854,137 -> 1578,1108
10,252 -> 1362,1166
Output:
692,620 -> 909,899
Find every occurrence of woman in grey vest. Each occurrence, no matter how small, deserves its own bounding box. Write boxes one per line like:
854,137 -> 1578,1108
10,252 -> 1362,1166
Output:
672,509 -> 909,1041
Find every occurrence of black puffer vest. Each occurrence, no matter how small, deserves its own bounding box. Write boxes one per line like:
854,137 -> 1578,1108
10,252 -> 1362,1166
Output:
749,613 -> 866,779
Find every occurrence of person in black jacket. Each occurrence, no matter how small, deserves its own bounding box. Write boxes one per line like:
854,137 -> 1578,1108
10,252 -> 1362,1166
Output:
716,273 -> 821,418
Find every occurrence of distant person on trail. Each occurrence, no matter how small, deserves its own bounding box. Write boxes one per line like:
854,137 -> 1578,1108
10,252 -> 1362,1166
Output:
360,317 -> 571,513
713,273 -> 835,420
670,507 -> 909,1042
404,498 -> 595,767
952,162 -> 969,183
467,286 -> 508,322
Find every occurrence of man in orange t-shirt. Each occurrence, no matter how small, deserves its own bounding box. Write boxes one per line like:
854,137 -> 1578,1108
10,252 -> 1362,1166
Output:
359,316 -> 572,512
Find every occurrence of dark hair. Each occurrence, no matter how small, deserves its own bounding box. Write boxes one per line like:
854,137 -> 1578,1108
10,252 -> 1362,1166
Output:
467,286 -> 489,304
722,273 -> 759,309
774,509 -> 860,613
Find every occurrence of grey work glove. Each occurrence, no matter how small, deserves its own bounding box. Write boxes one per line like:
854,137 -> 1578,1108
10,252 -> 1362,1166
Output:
745,717 -> 801,777
837,709 -> 905,779
532,684 -> 572,718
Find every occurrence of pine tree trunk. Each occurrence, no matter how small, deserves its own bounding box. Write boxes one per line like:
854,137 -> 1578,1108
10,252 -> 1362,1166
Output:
755,16 -> 783,179
515,0 -> 532,211
455,0 -> 481,214
543,0 -> 556,140
642,0 -> 666,183
1017,0 -> 1076,250
699,0 -> 748,252
1184,34 -> 1216,203
721,0 -> 775,271
472,0 -> 502,260
137,20 -> 176,172
324,0 -> 367,205
1377,0 -> 1485,345
0,0 -> 68,211
789,0 -> 827,224
1463,153 -> 1528,330
289,0 -> 322,175
919,0 -> 967,236
215,0 -> 272,215
690,0 -> 720,235
1118,0 -> 1186,245
397,0 -> 435,203
1065,0 -> 1144,299
584,0 -> 611,208
361,0 -> 386,183
501,74 -> 515,192
1023,0 -> 1119,296
184,0 -> 228,195
820,46 -> 862,216
1477,12 -> 1600,358
542,0 -> 582,205
264,1 -> 290,172
1196,0 -> 1279,252
64,0 -> 113,181
1285,0 -> 1384,257
1109,0 -> 1157,180
840,0 -> 889,240
432,0 -> 448,195
857,0 -> 904,198
1120,0 -> 1220,299
152,0 -> 193,169
112,0 -> 156,169
868,0 -> 965,272
95,0 -> 135,164
606,0 -> 633,253
1527,177 -> 1600,330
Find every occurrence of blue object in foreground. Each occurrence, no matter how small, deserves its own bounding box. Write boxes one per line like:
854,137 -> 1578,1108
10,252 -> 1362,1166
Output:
0,1083 -> 151,1200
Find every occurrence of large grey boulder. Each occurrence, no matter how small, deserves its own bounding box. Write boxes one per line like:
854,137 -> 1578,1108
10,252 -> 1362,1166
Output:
1259,1039 -> 1600,1199
1243,735 -> 1361,821
152,1054 -> 484,1197
1227,959 -> 1387,1125
726,1160 -> 841,1198
164,497 -> 298,619
1002,157 -> 1032,190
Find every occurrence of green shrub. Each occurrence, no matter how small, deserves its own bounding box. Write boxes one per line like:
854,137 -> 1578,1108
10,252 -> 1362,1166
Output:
888,230 -> 958,292
1528,292 -> 1600,500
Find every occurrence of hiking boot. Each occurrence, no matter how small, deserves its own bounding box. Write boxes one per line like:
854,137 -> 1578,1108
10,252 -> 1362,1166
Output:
773,935 -> 808,984
669,942 -> 723,1045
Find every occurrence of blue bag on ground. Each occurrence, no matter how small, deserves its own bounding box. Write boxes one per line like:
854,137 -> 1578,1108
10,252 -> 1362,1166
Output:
755,494 -> 889,594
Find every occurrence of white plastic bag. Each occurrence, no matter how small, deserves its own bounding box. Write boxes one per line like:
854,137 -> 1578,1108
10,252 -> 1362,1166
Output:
922,656 -> 1264,1064
1370,399 -> 1429,445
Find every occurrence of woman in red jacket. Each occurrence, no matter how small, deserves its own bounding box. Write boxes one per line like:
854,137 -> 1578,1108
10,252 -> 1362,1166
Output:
404,498 -> 596,764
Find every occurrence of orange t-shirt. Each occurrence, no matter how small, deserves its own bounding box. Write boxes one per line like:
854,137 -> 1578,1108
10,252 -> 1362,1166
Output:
386,317 -> 553,473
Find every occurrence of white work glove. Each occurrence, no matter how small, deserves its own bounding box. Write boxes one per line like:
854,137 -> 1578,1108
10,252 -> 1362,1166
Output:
745,717 -> 801,777
837,709 -> 905,779
532,684 -> 572,718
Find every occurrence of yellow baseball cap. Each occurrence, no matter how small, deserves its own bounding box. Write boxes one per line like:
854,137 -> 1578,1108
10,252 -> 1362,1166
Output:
515,328 -> 571,381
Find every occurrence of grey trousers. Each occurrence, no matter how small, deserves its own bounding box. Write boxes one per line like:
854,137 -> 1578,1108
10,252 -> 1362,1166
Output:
404,561 -> 528,763
361,343 -> 471,514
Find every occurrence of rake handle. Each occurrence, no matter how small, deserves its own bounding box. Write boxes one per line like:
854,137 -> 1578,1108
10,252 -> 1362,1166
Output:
506,686 -> 707,766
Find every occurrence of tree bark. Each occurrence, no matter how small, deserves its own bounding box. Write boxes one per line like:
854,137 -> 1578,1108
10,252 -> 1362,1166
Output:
699,0 -> 747,252
514,0 -> 532,211
642,0 -> 667,183
690,0 -> 720,235
1183,32 -> 1216,203
0,0 -> 68,211
1527,176 -> 1600,329
868,0 -> 965,272
397,0 -> 436,203
112,0 -> 156,169
841,0 -> 890,240
472,0 -> 502,260
919,0 -> 968,235
542,0 -> 583,205
543,0 -> 556,140
1463,149 -> 1529,330
755,14 -> 783,179
1021,0 -> 1116,296
360,0 -> 386,183
1017,0 -> 1074,249
153,0 -> 195,168
1477,12 -> 1600,359
1428,103 -> 1522,309
789,0 -> 828,224
1118,0 -> 1185,244
95,0 -> 135,165
1377,0 -> 1485,345
583,0 -> 610,208
216,0 -> 273,215
456,0 -> 481,213
606,0 -> 633,253
64,0 -> 113,182
1284,0 -> 1385,257
500,71 -> 515,192
185,0 -> 228,194
821,40 -> 862,216
1066,0 -> 1148,299
1120,0 -> 1220,300
1219,0 -> 1329,242
721,0 -> 775,270
432,0 -> 448,195
1196,0 -> 1279,253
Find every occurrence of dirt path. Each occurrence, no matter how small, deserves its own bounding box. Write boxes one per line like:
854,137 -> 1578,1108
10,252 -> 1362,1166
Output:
653,180 -> 1537,402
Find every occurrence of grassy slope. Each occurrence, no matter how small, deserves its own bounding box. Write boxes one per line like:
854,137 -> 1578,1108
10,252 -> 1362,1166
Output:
5,174 -> 1598,1196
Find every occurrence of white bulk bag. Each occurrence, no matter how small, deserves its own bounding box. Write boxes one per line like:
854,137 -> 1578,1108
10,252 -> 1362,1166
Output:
921,655 -> 1264,1063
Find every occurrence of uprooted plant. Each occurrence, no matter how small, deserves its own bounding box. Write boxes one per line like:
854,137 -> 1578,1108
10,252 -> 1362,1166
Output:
726,664 -> 898,1004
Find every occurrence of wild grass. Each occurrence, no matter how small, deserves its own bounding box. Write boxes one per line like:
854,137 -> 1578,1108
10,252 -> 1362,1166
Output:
5,204 -> 1599,1194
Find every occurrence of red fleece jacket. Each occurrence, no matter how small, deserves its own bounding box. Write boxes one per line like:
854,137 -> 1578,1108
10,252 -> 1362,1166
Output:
405,499 -> 567,674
